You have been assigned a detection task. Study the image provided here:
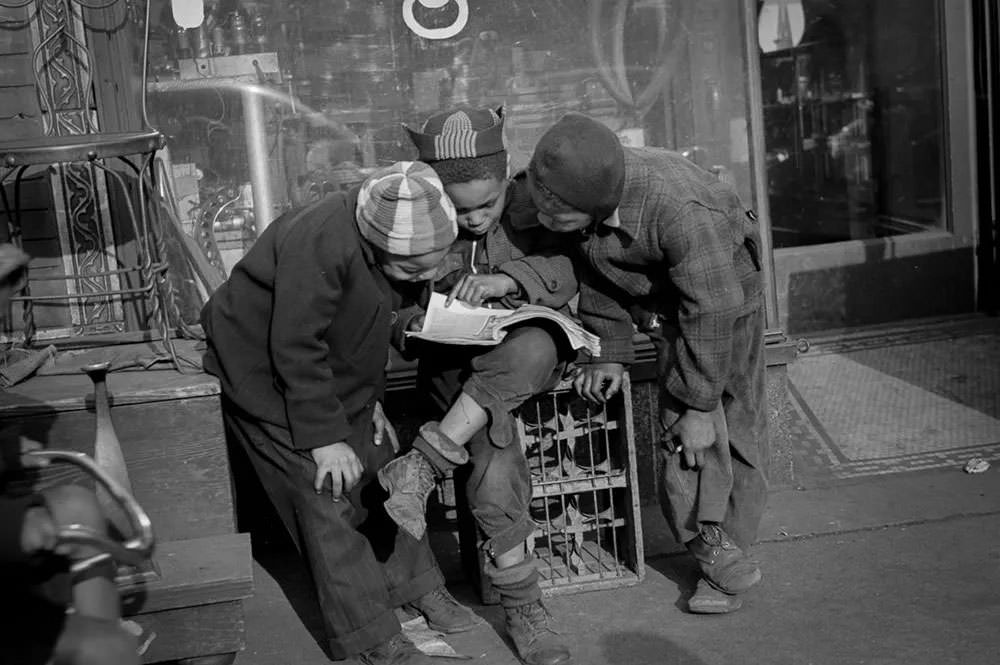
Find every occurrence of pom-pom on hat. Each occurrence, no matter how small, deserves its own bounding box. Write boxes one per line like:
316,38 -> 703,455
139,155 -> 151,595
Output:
404,107 -> 506,161
355,161 -> 458,256
529,112 -> 625,222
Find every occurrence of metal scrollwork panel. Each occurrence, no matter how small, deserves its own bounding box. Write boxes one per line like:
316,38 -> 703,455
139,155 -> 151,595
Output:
27,0 -> 125,333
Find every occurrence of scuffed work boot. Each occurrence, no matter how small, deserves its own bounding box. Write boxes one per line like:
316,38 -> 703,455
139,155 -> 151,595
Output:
687,578 -> 744,614
686,523 -> 761,594
358,631 -> 433,665
378,449 -> 437,540
504,601 -> 572,665
406,585 -> 484,633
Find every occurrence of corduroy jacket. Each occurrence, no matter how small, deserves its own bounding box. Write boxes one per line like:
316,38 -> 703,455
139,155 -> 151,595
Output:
201,190 -> 393,450
574,147 -> 764,412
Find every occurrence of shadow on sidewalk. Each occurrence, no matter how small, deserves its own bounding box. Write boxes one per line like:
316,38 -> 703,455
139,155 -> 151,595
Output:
601,630 -> 708,665
645,553 -> 701,613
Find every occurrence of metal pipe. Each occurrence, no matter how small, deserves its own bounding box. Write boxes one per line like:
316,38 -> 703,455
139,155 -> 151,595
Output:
241,87 -> 276,233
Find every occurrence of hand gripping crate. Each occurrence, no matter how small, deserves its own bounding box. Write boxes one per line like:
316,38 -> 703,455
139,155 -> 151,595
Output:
458,371 -> 645,601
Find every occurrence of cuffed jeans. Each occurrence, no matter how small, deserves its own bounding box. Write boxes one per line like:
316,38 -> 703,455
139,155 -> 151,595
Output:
417,324 -> 568,565
223,401 -> 443,659
652,305 -> 769,549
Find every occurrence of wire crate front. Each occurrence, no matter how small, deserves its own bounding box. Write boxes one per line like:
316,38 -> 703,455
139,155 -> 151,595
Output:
460,372 -> 644,600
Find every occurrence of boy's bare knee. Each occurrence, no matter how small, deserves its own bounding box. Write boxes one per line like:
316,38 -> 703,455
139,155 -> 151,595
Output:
43,484 -> 106,532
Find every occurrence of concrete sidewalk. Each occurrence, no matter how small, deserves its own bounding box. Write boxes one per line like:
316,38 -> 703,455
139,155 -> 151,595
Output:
237,317 -> 1000,665
239,466 -> 1000,665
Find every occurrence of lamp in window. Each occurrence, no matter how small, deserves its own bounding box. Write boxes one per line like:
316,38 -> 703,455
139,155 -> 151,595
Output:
171,0 -> 205,29
758,0 -> 804,53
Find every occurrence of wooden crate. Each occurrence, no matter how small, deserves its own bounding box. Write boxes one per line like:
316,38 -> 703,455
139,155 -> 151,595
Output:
462,372 -> 644,602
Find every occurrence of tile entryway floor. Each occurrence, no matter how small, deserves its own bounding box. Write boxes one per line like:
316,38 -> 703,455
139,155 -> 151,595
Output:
788,319 -> 1000,479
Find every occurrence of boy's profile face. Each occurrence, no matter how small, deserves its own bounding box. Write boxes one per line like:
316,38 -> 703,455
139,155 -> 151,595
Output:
444,177 -> 507,236
378,246 -> 450,283
526,171 -> 593,233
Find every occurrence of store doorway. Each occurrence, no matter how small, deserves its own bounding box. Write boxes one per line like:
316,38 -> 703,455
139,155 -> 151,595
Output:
755,0 -> 979,334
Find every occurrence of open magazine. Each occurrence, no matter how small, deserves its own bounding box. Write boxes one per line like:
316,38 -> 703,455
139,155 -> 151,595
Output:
406,292 -> 601,357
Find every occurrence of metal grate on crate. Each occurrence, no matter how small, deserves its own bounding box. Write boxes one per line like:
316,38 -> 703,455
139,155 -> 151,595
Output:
517,373 -> 644,596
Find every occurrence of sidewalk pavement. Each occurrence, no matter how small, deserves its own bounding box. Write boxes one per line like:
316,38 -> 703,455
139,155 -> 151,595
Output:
240,465 -> 1000,665
238,316 -> 1000,665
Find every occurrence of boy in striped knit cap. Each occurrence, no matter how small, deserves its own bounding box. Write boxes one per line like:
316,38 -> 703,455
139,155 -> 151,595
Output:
379,108 -> 576,665
202,162 -> 482,665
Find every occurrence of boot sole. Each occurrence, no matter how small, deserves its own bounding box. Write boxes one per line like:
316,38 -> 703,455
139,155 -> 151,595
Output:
688,596 -> 744,614
703,567 -> 762,595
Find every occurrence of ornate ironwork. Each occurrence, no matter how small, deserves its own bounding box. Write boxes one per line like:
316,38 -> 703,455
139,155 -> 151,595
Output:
24,0 -> 126,333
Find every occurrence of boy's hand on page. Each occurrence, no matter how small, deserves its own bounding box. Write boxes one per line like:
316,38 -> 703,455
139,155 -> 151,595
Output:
446,273 -> 517,307
311,442 -> 363,501
573,362 -> 624,403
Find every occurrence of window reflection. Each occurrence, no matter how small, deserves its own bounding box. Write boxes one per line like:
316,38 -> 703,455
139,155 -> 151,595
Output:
759,0 -> 945,248
145,0 -> 753,271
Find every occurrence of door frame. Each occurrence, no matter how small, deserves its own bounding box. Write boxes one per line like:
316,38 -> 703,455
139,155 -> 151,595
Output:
743,0 -> 980,335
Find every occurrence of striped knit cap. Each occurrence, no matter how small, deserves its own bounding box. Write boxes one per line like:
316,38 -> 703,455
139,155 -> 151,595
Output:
404,107 -> 506,161
355,161 -> 458,256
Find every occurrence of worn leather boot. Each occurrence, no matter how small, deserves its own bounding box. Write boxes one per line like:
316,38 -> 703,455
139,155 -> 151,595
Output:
504,601 -> 572,665
687,578 -> 744,614
378,449 -> 437,540
358,631 -> 433,665
686,523 -> 761,594
406,585 -> 484,633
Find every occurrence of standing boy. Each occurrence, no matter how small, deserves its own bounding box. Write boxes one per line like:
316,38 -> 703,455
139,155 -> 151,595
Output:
201,162 -> 480,665
526,114 -> 768,614
378,108 -> 576,665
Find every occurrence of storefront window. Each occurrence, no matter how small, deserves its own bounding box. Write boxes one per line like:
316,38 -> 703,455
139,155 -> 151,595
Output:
144,0 -> 755,270
758,0 -> 946,248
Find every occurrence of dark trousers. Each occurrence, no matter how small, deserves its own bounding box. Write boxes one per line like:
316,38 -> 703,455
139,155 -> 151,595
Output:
224,403 -> 443,659
652,305 -> 769,549
417,324 -> 567,560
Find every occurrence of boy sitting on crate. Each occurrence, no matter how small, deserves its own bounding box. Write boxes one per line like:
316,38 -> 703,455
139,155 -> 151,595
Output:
378,107 -> 577,665
0,244 -> 139,665
524,114 -> 769,615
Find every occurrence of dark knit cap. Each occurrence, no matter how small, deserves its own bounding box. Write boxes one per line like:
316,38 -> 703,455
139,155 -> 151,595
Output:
529,113 -> 625,221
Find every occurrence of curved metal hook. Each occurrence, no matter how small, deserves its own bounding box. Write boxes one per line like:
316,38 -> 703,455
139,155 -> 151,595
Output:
26,449 -> 155,573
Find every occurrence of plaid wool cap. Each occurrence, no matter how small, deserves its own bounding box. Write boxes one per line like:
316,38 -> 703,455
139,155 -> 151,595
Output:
355,161 -> 458,256
404,107 -> 506,161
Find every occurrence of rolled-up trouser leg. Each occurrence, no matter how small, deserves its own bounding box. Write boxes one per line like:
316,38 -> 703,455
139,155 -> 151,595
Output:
464,425 -> 535,561
224,405 -> 443,659
483,558 -> 541,608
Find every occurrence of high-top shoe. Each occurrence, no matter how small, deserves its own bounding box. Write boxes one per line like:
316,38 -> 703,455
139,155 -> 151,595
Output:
378,449 -> 437,540
687,577 -> 744,614
406,585 -> 484,633
504,600 -> 572,665
686,523 -> 761,594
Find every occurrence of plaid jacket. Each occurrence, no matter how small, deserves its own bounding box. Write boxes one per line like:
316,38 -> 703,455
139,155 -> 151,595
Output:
392,173 -> 578,353
575,147 -> 764,412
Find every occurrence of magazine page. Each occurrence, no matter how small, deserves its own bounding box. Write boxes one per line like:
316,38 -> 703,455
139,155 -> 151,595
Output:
406,292 -> 516,345
406,292 -> 602,356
